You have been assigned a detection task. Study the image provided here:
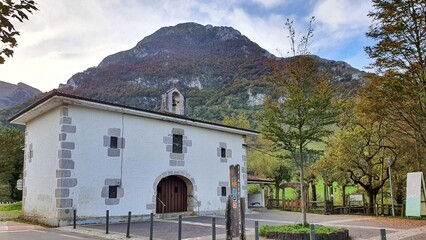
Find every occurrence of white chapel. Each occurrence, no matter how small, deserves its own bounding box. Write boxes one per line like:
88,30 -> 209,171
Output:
9,90 -> 257,226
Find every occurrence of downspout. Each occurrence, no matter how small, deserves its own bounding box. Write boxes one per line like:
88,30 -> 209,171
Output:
120,113 -> 124,184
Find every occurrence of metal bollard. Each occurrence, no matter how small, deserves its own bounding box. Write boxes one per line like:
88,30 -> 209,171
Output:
212,217 -> 216,240
126,211 -> 131,238
73,209 -> 76,229
150,212 -> 154,240
310,224 -> 315,240
255,221 -> 259,240
106,210 -> 109,234
380,229 -> 387,240
178,215 -> 182,240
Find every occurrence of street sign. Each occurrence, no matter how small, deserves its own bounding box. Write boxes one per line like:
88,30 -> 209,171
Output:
16,179 -> 23,190
406,172 -> 426,217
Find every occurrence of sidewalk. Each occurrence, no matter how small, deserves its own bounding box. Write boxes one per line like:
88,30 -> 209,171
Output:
0,221 -> 45,232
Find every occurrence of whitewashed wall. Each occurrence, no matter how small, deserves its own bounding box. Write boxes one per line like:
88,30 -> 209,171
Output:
67,105 -> 247,219
23,107 -> 61,224
24,103 -> 248,225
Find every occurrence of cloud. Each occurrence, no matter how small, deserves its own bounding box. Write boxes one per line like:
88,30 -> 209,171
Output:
250,0 -> 283,9
310,0 -> 372,44
0,0 -> 373,92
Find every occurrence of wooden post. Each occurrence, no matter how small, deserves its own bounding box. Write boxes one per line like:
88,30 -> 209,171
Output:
226,196 -> 232,240
240,198 -> 246,240
228,165 -> 241,238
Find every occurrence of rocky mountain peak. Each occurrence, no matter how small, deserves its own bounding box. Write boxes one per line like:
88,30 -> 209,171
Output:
97,22 -> 258,68
0,81 -> 42,110
57,22 -> 366,122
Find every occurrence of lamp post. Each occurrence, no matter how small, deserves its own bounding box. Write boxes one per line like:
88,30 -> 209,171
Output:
387,158 -> 395,217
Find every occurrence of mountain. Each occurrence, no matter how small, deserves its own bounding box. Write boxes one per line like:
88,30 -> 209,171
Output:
4,22 -> 366,127
0,81 -> 42,110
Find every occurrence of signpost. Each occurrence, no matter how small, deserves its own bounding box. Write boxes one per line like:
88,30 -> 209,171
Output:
226,164 -> 245,239
16,179 -> 23,190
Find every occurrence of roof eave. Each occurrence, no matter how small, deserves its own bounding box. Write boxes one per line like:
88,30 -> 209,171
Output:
9,93 -> 259,136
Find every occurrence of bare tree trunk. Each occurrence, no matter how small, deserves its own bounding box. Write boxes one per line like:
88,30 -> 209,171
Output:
311,183 -> 317,207
274,183 -> 280,208
299,145 -> 307,225
342,185 -> 346,206
368,193 -> 375,215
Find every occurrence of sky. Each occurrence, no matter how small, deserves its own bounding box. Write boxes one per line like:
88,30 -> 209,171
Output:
0,0 -> 374,92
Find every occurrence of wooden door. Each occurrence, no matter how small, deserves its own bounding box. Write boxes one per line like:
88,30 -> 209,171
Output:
156,176 -> 187,213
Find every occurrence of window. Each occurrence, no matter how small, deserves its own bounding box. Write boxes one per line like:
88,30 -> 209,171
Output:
110,136 -> 118,149
109,186 -> 118,198
221,148 -> 226,158
172,134 -> 183,153
221,186 -> 227,196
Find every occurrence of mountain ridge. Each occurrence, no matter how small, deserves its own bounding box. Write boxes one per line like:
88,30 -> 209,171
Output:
0,81 -> 42,111
2,22 -> 366,127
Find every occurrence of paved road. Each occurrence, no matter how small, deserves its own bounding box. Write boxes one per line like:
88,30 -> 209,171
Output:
64,209 -> 426,240
2,209 -> 426,239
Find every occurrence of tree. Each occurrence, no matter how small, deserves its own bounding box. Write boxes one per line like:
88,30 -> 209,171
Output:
247,139 -> 293,201
0,0 -> 38,63
321,97 -> 400,213
363,0 -> 426,153
222,114 -> 251,129
223,114 -> 294,204
0,127 -> 24,199
261,17 -> 339,224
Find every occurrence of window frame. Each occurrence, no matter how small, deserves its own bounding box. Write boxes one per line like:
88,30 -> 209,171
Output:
172,134 -> 183,153
221,148 -> 226,158
110,136 -> 118,149
109,185 -> 118,198
221,186 -> 227,197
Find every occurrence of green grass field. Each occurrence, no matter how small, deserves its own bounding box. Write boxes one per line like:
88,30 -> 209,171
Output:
256,177 -> 361,206
0,201 -> 22,214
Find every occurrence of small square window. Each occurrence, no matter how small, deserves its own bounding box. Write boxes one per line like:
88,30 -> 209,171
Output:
172,134 -> 183,153
29,150 -> 33,159
221,148 -> 226,158
110,136 -> 118,149
221,186 -> 227,196
174,186 -> 179,193
109,186 -> 118,198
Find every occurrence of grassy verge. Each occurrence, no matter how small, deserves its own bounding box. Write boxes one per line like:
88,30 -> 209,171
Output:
0,201 -> 22,215
260,224 -> 340,236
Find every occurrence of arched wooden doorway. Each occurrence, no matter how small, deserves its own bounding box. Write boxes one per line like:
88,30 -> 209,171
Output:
156,176 -> 188,213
